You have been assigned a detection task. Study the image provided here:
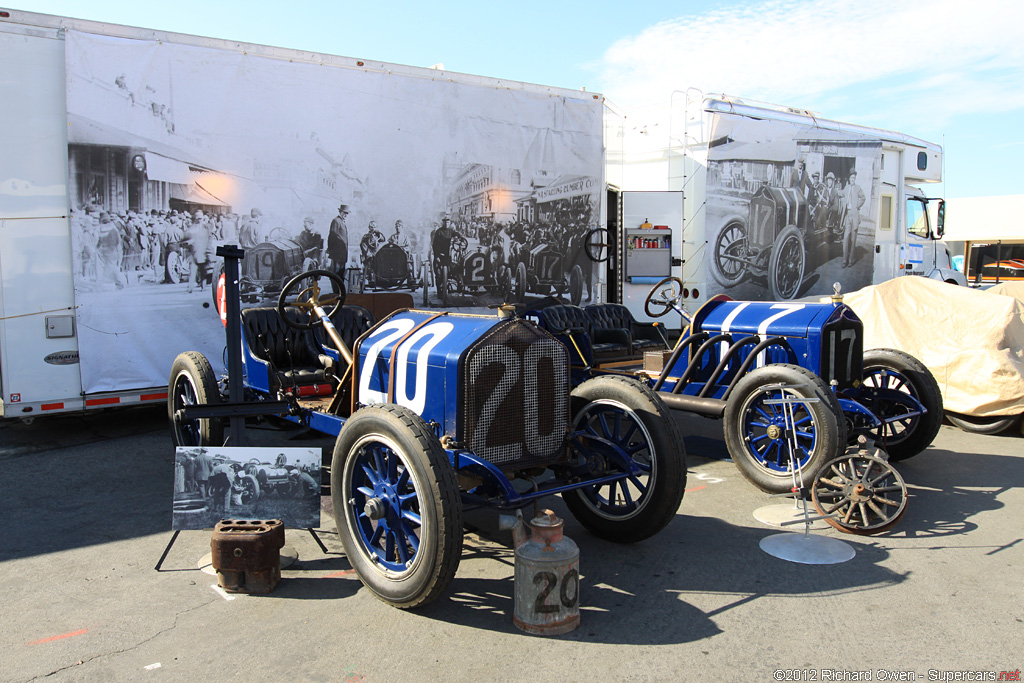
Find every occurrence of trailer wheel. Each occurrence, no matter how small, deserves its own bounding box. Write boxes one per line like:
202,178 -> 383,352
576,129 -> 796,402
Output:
946,412 -> 1021,435
859,349 -> 943,461
568,264 -> 583,306
710,219 -> 747,288
724,364 -> 845,494
168,351 -> 224,447
812,454 -> 908,534
768,225 -> 805,300
564,376 -> 686,543
332,405 -> 462,608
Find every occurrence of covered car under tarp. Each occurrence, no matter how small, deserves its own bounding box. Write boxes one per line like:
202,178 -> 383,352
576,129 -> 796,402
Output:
842,277 -> 1024,418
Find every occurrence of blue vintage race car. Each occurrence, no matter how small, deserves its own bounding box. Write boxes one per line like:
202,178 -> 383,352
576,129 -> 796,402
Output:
169,269 -> 686,608
526,276 -> 943,533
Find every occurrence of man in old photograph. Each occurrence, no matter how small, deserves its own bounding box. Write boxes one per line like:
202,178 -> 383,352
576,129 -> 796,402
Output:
842,170 -> 866,268
327,203 -> 350,276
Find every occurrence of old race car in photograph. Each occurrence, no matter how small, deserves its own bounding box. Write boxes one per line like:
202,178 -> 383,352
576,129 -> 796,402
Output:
168,269 -> 687,608
524,276 -> 943,533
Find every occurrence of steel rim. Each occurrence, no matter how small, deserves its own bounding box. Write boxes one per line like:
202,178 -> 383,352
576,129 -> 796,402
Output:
572,399 -> 656,521
740,386 -> 818,476
344,433 -> 426,576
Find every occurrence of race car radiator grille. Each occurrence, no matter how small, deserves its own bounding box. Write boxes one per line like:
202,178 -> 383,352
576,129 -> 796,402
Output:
460,320 -> 569,469
820,315 -> 864,389
748,200 -> 774,251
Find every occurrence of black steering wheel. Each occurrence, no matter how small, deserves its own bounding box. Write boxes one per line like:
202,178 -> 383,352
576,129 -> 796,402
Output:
277,269 -> 346,330
644,276 -> 684,318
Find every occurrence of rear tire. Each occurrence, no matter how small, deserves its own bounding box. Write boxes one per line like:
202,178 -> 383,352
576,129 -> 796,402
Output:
860,348 -> 943,461
564,376 -> 686,543
168,351 -> 224,447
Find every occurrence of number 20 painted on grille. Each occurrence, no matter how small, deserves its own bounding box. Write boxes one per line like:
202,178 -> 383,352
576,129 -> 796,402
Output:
467,341 -> 566,461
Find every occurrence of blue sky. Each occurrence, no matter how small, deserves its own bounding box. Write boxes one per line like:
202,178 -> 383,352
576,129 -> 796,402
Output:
12,0 -> 1024,199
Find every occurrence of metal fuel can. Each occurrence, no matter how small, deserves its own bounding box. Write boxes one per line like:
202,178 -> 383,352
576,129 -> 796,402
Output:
513,509 -> 580,635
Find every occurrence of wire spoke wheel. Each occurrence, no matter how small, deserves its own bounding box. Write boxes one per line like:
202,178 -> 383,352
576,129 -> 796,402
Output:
812,454 -> 908,534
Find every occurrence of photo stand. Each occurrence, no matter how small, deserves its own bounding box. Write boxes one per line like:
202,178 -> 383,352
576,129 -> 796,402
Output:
754,388 -> 855,565
157,246 -> 331,571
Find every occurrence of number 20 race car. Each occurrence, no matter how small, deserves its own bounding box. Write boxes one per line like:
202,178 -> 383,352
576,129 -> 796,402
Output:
169,269 -> 687,608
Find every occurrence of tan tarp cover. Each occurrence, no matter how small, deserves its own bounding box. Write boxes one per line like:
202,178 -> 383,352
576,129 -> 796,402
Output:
842,277 -> 1024,417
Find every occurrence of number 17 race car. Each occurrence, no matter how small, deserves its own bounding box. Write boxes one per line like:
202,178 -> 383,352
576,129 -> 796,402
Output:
169,269 -> 687,608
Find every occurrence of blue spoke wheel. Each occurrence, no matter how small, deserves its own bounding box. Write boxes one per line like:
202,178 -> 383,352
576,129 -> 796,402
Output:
564,376 -> 686,543
168,351 -> 223,447
724,364 -> 844,493
859,348 -> 942,461
332,405 -> 462,608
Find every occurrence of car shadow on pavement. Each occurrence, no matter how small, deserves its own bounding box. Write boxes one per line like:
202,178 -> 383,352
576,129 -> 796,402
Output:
413,507 -> 904,643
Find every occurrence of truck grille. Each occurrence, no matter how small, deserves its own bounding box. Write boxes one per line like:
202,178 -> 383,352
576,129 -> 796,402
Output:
460,320 -> 569,469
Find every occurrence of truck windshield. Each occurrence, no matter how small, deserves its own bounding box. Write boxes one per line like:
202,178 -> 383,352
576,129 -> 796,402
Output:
907,198 -> 930,238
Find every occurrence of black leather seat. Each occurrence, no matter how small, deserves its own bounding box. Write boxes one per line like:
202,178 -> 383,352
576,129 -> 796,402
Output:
241,305 -> 374,391
535,304 -> 630,362
585,303 -> 668,357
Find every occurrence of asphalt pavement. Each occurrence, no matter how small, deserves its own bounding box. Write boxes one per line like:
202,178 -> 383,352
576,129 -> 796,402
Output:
1,406 -> 1021,682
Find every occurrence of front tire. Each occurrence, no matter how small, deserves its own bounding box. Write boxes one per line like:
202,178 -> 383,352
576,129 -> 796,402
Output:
710,219 -> 747,288
168,351 -> 224,447
859,348 -> 943,461
724,364 -> 845,493
768,225 -> 805,300
514,261 -> 527,303
564,376 -> 686,543
331,405 -> 463,608
567,264 -> 583,306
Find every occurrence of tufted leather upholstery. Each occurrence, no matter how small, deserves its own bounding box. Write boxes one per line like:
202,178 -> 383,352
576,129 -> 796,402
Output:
241,305 -> 375,390
585,303 -> 667,356
533,304 -> 630,362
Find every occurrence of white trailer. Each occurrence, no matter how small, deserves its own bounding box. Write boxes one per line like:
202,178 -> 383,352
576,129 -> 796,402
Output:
605,93 -> 965,322
0,8 -> 607,420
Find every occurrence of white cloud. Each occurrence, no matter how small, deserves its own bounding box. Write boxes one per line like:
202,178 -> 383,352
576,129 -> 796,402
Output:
597,0 -> 1024,122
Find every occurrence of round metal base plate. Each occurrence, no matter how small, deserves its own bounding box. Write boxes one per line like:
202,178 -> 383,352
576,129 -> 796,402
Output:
759,532 -> 855,565
198,546 -> 298,576
753,503 -> 829,530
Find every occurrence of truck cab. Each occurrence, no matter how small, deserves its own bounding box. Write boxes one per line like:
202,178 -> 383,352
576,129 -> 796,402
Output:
873,147 -> 965,286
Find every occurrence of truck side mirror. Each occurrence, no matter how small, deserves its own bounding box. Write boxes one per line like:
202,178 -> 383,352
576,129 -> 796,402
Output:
935,199 -> 945,239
